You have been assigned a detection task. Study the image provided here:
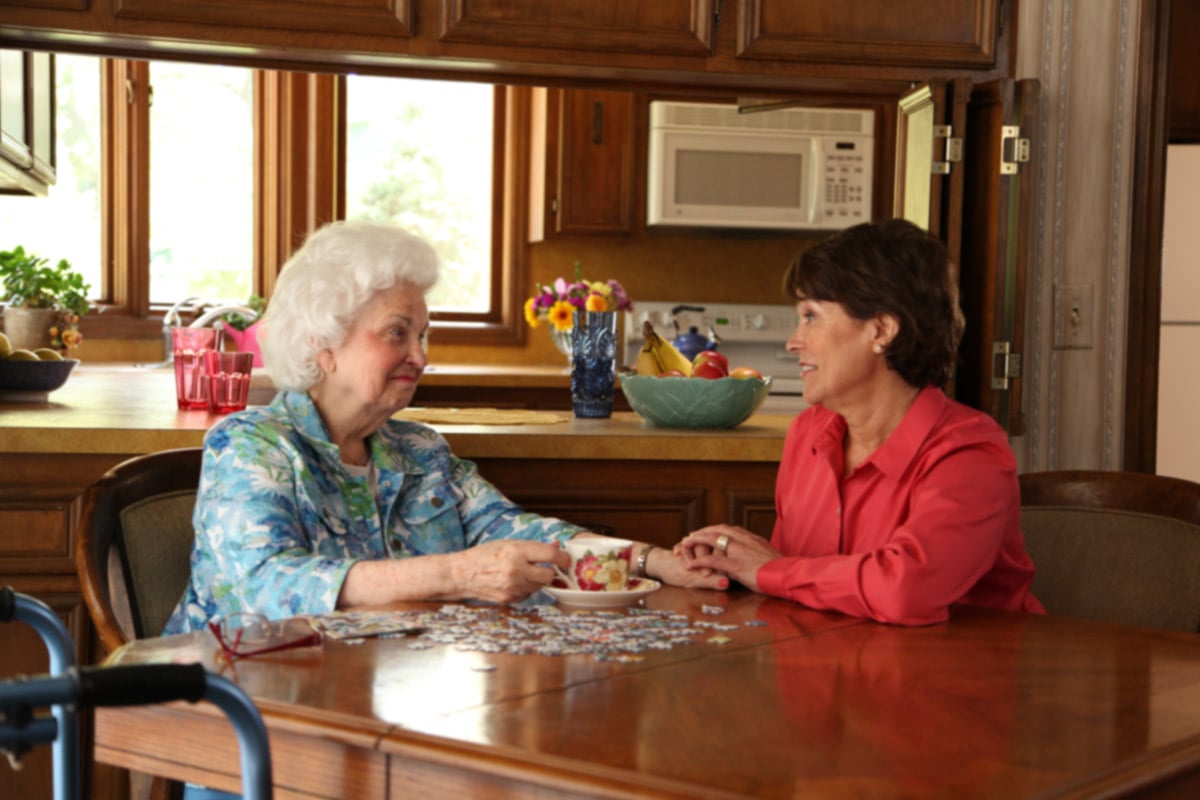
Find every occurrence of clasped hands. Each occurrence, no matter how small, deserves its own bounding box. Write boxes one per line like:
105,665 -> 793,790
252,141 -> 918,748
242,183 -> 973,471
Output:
673,525 -> 781,593
461,527 -> 779,602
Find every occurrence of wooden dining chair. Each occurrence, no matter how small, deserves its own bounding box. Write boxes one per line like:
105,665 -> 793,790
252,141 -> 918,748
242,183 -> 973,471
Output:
75,448 -> 203,800
1019,470 -> 1200,633
76,447 -> 203,654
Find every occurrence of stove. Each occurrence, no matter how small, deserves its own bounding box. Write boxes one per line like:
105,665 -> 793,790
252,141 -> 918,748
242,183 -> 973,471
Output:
621,301 -> 808,414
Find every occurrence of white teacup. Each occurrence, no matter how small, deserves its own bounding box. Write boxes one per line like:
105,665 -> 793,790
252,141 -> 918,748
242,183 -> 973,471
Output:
561,538 -> 634,592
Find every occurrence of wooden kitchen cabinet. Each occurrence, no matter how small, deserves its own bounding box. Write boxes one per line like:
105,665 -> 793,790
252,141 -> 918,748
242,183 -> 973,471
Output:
0,452 -> 139,800
735,0 -> 1004,70
0,0 -> 1012,86
529,87 -> 640,241
111,0 -> 415,38
1169,0 -> 1200,142
438,0 -> 714,57
0,49 -> 55,196
475,458 -> 779,547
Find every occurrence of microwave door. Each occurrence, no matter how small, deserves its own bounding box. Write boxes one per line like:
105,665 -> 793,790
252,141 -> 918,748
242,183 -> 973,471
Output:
653,131 -> 817,229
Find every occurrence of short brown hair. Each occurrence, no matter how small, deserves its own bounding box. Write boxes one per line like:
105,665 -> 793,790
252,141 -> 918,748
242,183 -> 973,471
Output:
784,219 -> 964,388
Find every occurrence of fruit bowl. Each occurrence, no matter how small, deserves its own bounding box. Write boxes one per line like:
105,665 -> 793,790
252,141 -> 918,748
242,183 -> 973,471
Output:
619,374 -> 773,428
0,357 -> 78,400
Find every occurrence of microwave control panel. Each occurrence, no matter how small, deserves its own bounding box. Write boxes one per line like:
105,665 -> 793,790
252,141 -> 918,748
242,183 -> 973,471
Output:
820,138 -> 873,225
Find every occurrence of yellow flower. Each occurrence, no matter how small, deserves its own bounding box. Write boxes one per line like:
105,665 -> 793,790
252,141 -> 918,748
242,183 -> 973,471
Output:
548,300 -> 575,331
61,328 -> 83,348
523,297 -> 540,328
588,281 -> 612,298
584,293 -> 609,312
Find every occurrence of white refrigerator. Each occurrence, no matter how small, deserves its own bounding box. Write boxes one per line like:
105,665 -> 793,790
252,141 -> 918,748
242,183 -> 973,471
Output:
1157,144 -> 1200,482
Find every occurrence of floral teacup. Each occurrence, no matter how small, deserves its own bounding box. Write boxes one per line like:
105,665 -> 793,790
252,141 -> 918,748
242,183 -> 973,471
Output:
562,538 -> 633,592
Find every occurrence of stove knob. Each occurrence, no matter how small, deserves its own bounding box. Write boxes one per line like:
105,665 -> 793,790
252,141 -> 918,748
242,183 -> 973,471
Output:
751,313 -> 768,330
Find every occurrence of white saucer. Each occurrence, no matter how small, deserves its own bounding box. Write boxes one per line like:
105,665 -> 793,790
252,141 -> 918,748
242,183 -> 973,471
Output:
543,579 -> 662,608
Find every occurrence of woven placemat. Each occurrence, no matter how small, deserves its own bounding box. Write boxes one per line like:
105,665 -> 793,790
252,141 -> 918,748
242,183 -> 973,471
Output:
396,407 -> 569,425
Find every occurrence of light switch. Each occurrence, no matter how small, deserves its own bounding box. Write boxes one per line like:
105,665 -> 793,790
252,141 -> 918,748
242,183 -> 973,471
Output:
1054,283 -> 1094,350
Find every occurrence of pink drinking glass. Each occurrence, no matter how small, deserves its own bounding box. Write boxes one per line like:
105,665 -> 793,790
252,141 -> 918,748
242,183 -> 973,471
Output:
172,327 -> 220,410
205,350 -> 254,414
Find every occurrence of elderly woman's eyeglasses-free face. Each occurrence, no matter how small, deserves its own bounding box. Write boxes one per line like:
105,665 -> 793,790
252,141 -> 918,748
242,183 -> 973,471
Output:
208,612 -> 322,660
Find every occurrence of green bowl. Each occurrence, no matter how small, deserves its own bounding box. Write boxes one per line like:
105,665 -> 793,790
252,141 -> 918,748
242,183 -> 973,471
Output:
619,374 -> 773,428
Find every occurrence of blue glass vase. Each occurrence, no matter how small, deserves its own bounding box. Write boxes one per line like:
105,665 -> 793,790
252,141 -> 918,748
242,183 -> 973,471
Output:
570,310 -> 617,418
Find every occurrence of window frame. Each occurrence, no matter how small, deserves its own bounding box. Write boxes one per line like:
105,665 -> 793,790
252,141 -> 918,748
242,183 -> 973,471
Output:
82,60 -> 525,347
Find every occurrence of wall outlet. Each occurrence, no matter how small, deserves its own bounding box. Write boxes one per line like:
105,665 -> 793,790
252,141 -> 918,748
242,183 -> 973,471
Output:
1054,283 -> 1094,349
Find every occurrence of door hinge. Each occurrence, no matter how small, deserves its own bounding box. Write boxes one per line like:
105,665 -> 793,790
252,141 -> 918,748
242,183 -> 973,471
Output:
932,124 -> 962,175
1000,125 -> 1030,174
992,341 -> 1022,390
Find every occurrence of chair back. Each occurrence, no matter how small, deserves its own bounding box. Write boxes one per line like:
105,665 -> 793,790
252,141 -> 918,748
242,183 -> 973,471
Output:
76,448 -> 203,654
1019,470 -> 1200,633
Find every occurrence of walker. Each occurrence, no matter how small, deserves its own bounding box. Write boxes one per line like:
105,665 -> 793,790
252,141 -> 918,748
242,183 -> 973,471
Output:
0,586 -> 273,800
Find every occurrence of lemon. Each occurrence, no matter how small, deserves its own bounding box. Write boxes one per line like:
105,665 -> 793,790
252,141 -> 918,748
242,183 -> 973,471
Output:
8,349 -> 39,361
33,348 -> 64,361
0,332 -> 10,359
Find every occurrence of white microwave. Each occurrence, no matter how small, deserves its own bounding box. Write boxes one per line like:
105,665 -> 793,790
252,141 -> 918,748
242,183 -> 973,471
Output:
646,101 -> 875,231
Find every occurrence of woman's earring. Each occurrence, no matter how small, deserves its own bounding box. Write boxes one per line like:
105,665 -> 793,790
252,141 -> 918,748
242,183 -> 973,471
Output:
873,343 -> 884,355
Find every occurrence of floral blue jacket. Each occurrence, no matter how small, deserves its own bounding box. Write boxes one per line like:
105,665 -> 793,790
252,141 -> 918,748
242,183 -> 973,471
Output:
163,391 -> 582,634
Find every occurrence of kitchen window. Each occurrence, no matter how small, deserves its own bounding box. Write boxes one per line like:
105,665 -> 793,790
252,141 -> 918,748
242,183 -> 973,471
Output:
3,55 -> 516,345
345,75 -> 495,315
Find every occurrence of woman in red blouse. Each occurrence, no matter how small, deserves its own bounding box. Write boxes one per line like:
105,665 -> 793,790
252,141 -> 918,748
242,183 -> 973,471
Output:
679,219 -> 1044,625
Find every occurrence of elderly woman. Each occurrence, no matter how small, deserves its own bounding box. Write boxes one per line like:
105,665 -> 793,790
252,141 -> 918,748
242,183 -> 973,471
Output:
679,219 -> 1044,626
165,221 -> 717,637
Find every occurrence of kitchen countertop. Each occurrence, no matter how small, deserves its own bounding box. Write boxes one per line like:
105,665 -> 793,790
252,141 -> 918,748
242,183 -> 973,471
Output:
1,364 -> 792,462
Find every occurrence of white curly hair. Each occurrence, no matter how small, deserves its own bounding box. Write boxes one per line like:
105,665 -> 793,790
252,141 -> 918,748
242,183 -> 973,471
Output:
259,220 -> 439,391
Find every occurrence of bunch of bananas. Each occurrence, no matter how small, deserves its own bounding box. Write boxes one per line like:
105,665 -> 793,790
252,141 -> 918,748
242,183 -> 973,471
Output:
634,321 -> 692,377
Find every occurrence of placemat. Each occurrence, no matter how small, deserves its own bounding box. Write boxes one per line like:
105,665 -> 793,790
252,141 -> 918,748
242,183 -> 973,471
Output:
396,407 -> 569,425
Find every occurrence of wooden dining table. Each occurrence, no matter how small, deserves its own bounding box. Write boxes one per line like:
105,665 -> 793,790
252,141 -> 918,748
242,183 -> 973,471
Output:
94,587 -> 1200,799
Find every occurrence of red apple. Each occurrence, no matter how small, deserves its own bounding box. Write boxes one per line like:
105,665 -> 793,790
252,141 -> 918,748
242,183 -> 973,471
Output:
692,350 -> 729,374
730,366 -> 764,380
691,359 -> 728,380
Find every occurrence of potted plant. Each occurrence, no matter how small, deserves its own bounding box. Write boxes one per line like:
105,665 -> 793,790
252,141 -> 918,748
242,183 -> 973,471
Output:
0,246 -> 93,355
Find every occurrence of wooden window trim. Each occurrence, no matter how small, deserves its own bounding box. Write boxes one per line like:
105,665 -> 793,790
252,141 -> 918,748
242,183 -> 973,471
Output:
82,67 -> 526,347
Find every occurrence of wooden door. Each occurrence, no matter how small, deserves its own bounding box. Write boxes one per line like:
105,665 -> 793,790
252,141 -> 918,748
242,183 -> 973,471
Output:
735,0 -> 1002,69
895,79 -> 969,267
555,89 -> 638,236
0,50 -> 55,195
112,0 -> 414,37
438,0 -> 714,56
955,78 -> 1039,436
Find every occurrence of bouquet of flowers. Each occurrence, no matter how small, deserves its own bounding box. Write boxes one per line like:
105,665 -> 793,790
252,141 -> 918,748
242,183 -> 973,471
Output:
524,261 -> 633,332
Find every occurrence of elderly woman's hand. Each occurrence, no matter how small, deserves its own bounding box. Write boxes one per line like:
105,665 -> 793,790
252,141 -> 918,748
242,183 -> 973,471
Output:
646,545 -> 730,590
675,525 -> 780,593
452,539 -> 569,604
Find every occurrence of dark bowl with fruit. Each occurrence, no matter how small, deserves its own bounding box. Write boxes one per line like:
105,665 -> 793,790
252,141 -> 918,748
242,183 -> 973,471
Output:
0,354 -> 78,400
619,372 -> 773,428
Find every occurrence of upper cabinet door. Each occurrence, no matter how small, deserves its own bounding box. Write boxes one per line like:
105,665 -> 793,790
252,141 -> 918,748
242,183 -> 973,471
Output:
736,0 -> 1002,69
0,50 -> 55,196
114,0 -> 415,37
895,80 -> 970,265
529,88 -> 640,240
955,78 -> 1039,436
1169,0 -> 1200,142
439,0 -> 714,56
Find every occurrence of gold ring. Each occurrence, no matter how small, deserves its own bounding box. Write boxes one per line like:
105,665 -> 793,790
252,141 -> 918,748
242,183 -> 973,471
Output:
716,534 -> 730,555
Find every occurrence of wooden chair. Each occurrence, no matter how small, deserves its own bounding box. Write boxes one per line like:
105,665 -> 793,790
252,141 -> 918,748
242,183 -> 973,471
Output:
75,448 -> 203,800
1019,470 -> 1200,633
76,447 -> 203,655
